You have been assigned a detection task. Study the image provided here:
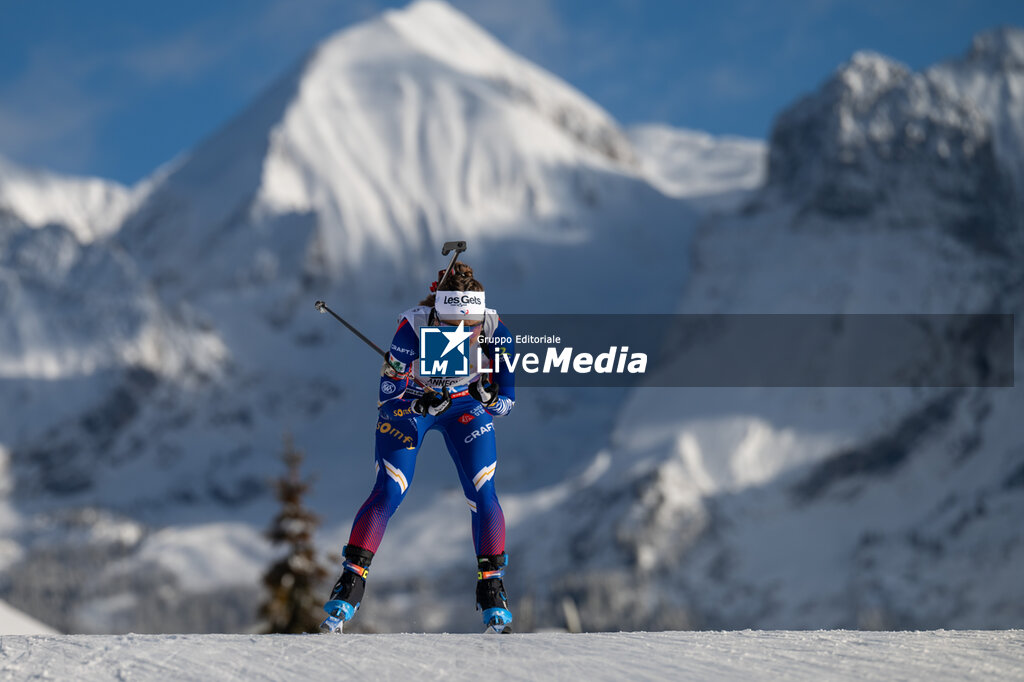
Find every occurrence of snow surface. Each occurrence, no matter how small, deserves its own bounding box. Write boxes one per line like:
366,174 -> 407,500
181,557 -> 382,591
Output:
0,631 -> 1021,681
0,600 -> 57,635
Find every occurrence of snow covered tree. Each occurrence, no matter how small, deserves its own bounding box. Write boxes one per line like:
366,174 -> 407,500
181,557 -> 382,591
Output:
260,436 -> 329,634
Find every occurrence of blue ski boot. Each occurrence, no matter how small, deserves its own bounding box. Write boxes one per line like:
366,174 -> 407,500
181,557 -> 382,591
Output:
476,553 -> 512,634
321,545 -> 374,633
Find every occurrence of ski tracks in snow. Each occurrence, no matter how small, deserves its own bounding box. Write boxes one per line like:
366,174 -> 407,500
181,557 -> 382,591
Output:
0,630 -> 1022,681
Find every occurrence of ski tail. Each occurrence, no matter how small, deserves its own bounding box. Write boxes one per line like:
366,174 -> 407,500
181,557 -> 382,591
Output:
320,613 -> 345,634
483,607 -> 513,634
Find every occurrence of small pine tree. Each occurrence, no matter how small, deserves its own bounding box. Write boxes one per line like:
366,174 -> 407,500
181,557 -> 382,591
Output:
260,436 -> 330,633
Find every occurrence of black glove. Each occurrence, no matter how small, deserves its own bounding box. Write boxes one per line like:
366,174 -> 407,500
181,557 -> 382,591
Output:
468,377 -> 498,407
411,387 -> 452,416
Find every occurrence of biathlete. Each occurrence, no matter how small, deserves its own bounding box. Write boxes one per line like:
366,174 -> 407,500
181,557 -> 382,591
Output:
323,261 -> 516,633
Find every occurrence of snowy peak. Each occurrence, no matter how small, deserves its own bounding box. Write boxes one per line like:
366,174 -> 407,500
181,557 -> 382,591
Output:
771,50 -> 985,174
765,47 -> 1016,250
964,26 -> 1024,70
382,1 -> 632,162
0,217 -> 227,380
929,26 -> 1024,205
0,154 -> 135,243
382,0 -> 527,76
119,0 -> 643,292
832,51 -> 912,104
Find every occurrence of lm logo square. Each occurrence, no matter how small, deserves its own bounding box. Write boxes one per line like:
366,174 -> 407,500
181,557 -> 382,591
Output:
419,323 -> 472,377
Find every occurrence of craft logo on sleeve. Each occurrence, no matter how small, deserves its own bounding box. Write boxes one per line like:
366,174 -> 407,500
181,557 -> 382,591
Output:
419,321 -> 473,377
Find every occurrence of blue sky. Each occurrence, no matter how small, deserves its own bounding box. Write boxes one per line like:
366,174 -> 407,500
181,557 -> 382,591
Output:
1,0 -> 1022,184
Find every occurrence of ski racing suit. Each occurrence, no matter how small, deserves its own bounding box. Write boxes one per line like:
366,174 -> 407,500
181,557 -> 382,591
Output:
346,306 -> 516,557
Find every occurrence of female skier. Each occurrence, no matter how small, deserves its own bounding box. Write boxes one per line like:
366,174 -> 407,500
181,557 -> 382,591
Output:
323,262 -> 516,633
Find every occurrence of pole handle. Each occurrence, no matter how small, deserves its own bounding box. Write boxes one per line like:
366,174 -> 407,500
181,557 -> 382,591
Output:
437,240 -> 468,290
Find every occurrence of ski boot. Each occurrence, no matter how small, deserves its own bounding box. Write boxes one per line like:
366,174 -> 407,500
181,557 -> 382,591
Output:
476,553 -> 512,634
321,545 -> 374,633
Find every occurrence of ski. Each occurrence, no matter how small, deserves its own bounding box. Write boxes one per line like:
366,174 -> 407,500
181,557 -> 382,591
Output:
320,613 -> 345,634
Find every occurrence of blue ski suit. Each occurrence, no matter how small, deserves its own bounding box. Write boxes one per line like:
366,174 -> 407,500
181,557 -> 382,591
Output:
347,305 -> 515,556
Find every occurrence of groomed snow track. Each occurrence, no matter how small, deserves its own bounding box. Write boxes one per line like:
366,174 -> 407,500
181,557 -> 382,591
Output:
1,630 -> 1021,681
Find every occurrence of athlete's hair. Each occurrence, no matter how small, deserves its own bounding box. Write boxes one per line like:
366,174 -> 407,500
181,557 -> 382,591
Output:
419,261 -> 483,307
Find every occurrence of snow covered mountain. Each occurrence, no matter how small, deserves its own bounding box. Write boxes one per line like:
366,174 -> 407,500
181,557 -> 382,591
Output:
0,0 -> 1021,636
929,27 -> 1024,201
628,124 -> 765,211
512,46 -> 1024,631
0,0 -> 694,634
768,50 -> 1018,254
116,0 -> 681,307
0,215 -> 225,381
0,155 -> 139,243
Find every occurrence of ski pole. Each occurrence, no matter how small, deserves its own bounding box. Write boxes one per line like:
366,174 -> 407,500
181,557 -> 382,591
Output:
314,300 -> 388,359
314,299 -> 433,391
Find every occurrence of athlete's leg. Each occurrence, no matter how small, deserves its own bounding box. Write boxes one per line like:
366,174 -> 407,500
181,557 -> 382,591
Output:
347,412 -> 425,554
326,409 -> 428,624
439,403 -> 505,556
441,428 -> 485,550
436,400 -> 512,630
